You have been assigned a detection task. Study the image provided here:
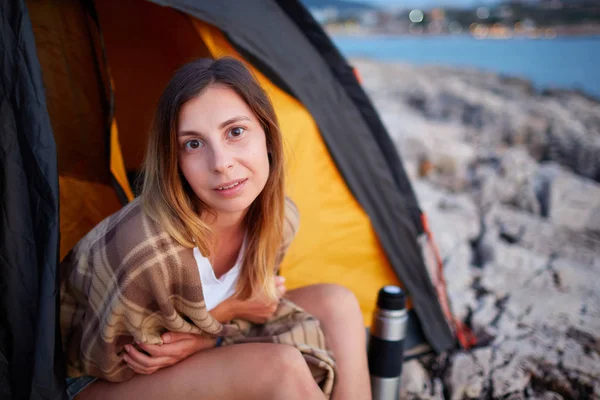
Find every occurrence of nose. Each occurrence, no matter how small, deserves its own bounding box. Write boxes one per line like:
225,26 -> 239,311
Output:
210,144 -> 234,173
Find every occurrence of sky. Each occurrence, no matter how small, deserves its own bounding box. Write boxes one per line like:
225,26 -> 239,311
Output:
348,0 -> 501,9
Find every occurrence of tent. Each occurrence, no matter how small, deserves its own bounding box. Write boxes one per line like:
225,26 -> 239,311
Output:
1,0 -> 472,398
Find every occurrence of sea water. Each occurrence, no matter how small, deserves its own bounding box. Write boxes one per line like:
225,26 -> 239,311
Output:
333,35 -> 600,99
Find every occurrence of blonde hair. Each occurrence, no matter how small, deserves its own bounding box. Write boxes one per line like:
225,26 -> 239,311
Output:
140,57 -> 284,301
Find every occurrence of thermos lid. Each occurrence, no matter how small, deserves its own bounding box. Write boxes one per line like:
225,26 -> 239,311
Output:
377,285 -> 406,310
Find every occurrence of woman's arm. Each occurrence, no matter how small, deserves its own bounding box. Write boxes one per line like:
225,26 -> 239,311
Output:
123,332 -> 216,375
123,276 -> 286,374
210,276 -> 287,324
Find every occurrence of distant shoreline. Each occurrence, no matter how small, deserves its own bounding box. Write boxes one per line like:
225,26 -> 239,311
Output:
334,36 -> 600,100
332,32 -> 600,41
347,57 -> 600,104
326,24 -> 600,40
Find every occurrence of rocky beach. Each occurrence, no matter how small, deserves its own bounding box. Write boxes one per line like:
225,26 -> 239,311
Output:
351,59 -> 600,399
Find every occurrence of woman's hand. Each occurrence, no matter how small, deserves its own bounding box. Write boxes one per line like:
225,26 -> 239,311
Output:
212,276 -> 287,324
123,332 -> 216,375
275,276 -> 286,298
233,276 -> 287,323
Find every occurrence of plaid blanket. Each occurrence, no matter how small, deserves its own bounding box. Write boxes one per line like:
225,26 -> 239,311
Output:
60,197 -> 336,397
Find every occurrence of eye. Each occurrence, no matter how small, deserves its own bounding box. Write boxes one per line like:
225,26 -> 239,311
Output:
184,139 -> 204,150
227,127 -> 245,138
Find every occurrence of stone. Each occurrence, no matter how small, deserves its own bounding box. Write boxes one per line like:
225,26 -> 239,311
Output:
537,392 -> 564,400
352,58 -> 600,182
547,170 -> 600,233
449,348 -> 492,400
400,360 -> 445,400
352,59 -> 600,399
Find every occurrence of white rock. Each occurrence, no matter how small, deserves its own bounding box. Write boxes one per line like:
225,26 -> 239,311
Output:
400,360 -> 445,399
352,59 -> 600,398
548,170 -> 600,232
449,348 -> 492,400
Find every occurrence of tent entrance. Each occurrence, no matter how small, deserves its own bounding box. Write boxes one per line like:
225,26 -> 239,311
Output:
28,0 -> 213,259
96,0 -> 213,174
30,0 -> 408,326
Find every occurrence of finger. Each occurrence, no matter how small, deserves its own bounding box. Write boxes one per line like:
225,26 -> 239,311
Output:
124,349 -> 174,372
276,284 -> 286,296
137,342 -> 169,358
276,290 -> 286,301
162,331 -> 197,344
275,276 -> 286,285
123,354 -> 159,375
151,336 -> 217,360
196,335 -> 218,350
124,344 -> 165,368
275,281 -> 286,289
124,355 -> 150,374
137,339 -> 195,358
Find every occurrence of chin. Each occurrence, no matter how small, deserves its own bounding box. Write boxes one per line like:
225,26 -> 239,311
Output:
210,196 -> 257,216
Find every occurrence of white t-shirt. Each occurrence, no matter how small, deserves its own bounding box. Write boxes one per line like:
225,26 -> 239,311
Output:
193,239 -> 245,311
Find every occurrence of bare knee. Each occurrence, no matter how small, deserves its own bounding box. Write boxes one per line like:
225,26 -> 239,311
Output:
264,345 -> 324,400
312,284 -> 362,322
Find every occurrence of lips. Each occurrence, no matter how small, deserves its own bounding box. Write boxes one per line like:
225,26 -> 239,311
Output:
214,178 -> 247,191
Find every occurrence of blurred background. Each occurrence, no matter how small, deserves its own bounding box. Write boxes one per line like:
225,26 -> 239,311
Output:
301,0 -> 600,398
305,0 -> 600,97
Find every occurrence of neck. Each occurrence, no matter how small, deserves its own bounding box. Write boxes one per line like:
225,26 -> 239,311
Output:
202,211 -> 247,272
203,210 -> 246,242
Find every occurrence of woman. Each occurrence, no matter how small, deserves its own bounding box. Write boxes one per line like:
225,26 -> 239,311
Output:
60,57 -> 371,400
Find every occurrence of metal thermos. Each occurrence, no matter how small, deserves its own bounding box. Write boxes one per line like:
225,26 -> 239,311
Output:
368,285 -> 408,400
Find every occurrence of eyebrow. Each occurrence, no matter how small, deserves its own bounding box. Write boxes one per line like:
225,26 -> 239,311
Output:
219,116 -> 251,129
178,115 -> 251,137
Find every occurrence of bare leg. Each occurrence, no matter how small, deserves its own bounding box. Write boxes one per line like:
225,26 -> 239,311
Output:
78,343 -> 326,400
286,284 -> 372,400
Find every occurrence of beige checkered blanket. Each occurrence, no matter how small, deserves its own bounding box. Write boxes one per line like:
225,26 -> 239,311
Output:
60,198 -> 335,397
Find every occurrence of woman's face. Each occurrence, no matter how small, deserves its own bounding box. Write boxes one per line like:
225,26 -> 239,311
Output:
177,85 -> 270,220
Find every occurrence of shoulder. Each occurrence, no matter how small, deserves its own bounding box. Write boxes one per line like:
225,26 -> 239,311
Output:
70,198 -> 168,258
